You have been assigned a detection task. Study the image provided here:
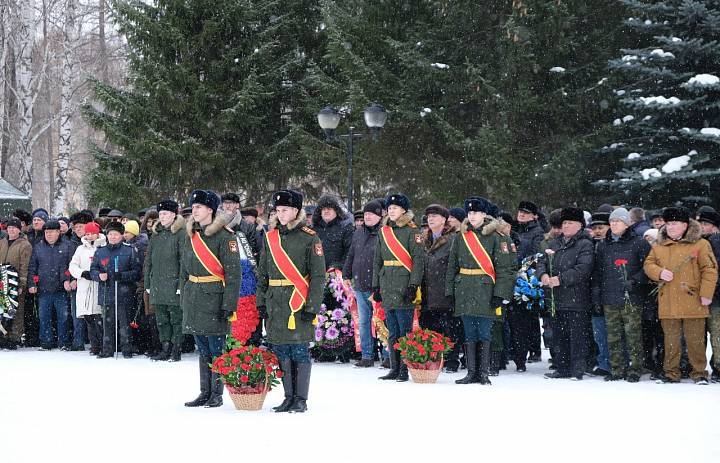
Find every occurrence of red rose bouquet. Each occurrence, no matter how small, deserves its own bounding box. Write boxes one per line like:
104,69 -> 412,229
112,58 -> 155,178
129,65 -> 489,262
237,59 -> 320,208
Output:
394,328 -> 454,370
211,336 -> 282,394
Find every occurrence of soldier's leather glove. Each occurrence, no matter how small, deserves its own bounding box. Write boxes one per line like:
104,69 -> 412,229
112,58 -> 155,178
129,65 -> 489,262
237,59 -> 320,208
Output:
299,310 -> 315,322
371,288 -> 382,303
592,304 -> 604,317
81,271 -> 91,280
257,305 -> 268,319
491,297 -> 507,309
404,285 -> 419,304
219,310 -> 233,320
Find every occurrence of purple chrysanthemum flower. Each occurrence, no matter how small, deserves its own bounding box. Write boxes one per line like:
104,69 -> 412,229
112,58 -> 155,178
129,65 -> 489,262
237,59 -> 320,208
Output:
331,308 -> 345,320
314,329 -> 324,341
325,326 -> 339,340
317,314 -> 327,324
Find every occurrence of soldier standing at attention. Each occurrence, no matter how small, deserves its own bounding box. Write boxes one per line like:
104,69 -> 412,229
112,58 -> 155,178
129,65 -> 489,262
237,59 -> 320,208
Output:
181,190 -> 240,408
446,197 -> 516,385
256,190 -> 325,413
372,193 -> 425,383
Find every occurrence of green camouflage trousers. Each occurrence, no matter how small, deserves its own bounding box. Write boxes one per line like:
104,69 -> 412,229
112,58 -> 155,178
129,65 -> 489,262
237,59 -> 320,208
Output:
605,303 -> 644,376
709,308 -> 720,371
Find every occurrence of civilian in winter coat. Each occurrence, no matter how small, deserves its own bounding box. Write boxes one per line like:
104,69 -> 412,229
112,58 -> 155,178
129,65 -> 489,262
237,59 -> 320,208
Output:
512,201 -> 545,366
0,219 -> 32,348
69,223 -> 105,355
697,210 -> 720,382
446,197 -> 516,385
588,211 -> 612,376
145,201 -> 185,361
312,194 -> 355,270
342,199 -> 384,367
591,208 -> 651,382
420,204 -> 463,372
220,192 -> 260,259
644,208 -> 718,384
27,220 -> 75,350
26,209 -> 48,247
629,208 -> 651,238
373,194 -> 425,382
124,220 -> 153,355
181,190 -> 241,409
538,208 -> 595,380
90,222 -> 142,358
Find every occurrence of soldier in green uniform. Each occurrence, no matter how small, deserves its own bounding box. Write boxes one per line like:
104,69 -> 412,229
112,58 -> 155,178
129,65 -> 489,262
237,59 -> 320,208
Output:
372,193 -> 425,382
144,199 -> 185,362
181,190 -> 240,408
256,190 -> 325,413
446,197 -> 516,385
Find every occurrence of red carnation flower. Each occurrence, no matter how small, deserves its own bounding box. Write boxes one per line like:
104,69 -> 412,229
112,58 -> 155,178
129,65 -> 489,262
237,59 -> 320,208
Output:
614,259 -> 628,267
240,363 -> 251,371
240,375 -> 249,383
244,355 -> 252,362
33,275 -> 39,284
231,357 -> 240,365
129,321 -> 139,329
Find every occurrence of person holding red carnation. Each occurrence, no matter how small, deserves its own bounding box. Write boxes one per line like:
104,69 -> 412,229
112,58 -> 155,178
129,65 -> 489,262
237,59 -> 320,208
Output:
591,207 -> 651,382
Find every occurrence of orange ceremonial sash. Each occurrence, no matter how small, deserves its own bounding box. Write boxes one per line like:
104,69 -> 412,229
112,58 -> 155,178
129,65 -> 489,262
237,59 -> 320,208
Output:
266,229 -> 309,330
191,231 -> 225,285
380,226 -> 413,272
461,231 -> 496,283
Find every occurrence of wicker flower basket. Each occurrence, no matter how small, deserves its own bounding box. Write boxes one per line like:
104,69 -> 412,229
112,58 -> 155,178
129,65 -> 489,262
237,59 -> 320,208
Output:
226,383 -> 268,411
405,356 -> 444,384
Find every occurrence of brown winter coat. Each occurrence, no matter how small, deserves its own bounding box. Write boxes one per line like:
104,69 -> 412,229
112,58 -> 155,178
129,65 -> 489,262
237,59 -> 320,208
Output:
644,220 -> 718,320
0,234 -> 32,288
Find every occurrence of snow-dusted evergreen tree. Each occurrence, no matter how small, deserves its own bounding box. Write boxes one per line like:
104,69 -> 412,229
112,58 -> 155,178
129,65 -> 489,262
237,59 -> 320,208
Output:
596,0 -> 720,208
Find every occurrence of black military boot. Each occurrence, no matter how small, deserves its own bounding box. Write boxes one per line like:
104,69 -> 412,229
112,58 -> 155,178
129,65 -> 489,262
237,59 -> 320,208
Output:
152,341 -> 171,361
396,358 -> 409,382
456,342 -> 480,384
489,350 -> 501,376
478,341 -> 492,385
184,356 -> 212,407
204,371 -> 224,408
379,348 -> 401,380
169,343 -> 181,362
273,359 -> 295,413
288,363 -> 311,413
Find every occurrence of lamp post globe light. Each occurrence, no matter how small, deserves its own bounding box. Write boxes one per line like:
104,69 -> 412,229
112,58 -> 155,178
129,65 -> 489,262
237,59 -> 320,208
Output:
317,103 -> 387,212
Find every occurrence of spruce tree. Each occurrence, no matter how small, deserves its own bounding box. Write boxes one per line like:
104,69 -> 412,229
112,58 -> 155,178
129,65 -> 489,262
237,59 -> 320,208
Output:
596,0 -> 720,209
83,0 -> 327,210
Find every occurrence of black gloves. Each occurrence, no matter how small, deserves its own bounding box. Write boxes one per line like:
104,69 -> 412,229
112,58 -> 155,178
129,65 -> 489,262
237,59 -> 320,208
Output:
371,287 -> 382,303
592,304 -> 604,317
257,305 -> 268,319
218,310 -> 234,320
300,310 -> 315,322
81,271 -> 91,280
404,285 -> 419,304
491,296 -> 505,309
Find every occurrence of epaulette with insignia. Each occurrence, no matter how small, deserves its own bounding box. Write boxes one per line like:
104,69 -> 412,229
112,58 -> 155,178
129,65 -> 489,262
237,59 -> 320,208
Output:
301,226 -> 316,236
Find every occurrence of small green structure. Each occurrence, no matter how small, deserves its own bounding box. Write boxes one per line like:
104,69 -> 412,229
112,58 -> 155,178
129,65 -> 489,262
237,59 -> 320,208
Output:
0,178 -> 32,218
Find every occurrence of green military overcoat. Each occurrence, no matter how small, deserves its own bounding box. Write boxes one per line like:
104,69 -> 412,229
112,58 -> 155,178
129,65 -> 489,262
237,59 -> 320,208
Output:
256,209 -> 326,345
445,218 -> 516,318
180,214 -> 240,336
371,210 -> 425,310
144,214 -> 185,306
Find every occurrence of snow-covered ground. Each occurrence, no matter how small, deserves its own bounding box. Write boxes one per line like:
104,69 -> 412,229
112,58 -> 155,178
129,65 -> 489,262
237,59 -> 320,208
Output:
3,348 -> 719,463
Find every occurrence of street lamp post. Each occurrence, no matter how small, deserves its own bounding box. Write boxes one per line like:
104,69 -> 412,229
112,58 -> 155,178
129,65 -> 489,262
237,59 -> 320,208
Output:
317,103 -> 387,212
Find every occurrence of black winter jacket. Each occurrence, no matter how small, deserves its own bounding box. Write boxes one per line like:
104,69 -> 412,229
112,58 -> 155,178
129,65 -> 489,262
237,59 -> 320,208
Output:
421,227 -> 455,310
591,229 -> 651,307
90,242 -> 142,308
517,220 -> 545,261
27,239 -> 74,294
343,224 -> 379,292
537,231 -> 595,312
313,216 -> 354,270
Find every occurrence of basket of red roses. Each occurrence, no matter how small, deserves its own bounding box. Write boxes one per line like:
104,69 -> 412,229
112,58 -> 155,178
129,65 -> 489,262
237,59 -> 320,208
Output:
211,336 -> 282,410
394,328 -> 454,383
